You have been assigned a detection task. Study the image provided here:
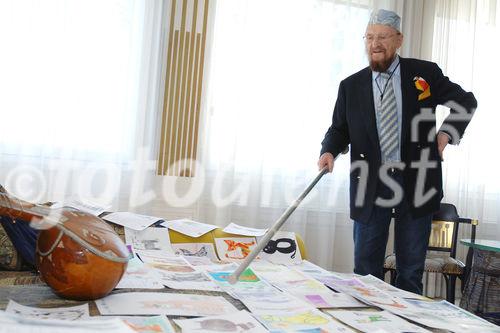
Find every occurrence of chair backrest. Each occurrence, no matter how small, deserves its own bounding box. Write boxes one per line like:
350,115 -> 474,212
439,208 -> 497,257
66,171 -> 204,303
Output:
428,203 -> 478,258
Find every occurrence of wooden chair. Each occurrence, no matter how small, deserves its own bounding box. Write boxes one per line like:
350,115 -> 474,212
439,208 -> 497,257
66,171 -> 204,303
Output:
383,203 -> 477,303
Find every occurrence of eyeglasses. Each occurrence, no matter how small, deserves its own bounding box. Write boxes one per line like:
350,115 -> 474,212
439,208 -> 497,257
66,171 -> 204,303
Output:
363,33 -> 399,43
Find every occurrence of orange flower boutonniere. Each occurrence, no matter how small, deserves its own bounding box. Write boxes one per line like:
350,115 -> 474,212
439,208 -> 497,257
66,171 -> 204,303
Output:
413,76 -> 431,101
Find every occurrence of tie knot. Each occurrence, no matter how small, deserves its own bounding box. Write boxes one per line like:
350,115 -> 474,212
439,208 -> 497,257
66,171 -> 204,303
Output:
381,72 -> 391,79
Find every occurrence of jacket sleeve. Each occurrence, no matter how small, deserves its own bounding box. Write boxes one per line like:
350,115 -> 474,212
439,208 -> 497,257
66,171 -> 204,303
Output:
432,63 -> 477,145
320,80 -> 350,157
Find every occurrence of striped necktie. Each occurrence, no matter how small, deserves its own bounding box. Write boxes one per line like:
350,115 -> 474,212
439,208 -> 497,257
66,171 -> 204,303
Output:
378,72 -> 398,159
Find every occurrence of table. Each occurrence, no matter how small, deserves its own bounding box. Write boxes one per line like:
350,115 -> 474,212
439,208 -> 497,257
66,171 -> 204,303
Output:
460,238 -> 500,325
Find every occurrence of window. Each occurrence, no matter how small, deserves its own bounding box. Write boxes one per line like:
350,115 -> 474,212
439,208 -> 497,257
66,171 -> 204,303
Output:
206,0 -> 370,174
0,0 -> 147,159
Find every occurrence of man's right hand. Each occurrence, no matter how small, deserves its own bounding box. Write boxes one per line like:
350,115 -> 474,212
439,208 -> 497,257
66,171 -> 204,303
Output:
317,152 -> 334,173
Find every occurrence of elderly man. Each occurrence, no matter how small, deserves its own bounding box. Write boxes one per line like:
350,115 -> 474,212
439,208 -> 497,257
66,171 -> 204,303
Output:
318,9 -> 476,294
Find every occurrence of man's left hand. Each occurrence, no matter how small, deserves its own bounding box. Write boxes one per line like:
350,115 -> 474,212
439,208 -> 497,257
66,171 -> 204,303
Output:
437,132 -> 450,161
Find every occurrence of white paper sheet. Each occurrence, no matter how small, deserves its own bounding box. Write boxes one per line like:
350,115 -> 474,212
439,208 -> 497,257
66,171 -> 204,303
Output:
104,212 -> 163,231
253,265 -> 323,291
254,308 -> 355,333
238,290 -> 313,315
0,311 -> 135,333
51,198 -> 109,216
115,257 -> 164,289
222,223 -> 268,237
357,275 -> 427,300
160,219 -> 217,238
116,315 -> 175,333
214,237 -> 257,261
288,260 -> 346,281
125,227 -> 173,253
293,291 -> 367,309
390,299 -> 500,333
6,301 -> 89,321
95,292 -> 238,316
174,310 -> 268,333
326,310 -> 431,333
154,269 -> 220,292
322,277 -> 415,312
182,255 -> 216,266
136,250 -> 196,273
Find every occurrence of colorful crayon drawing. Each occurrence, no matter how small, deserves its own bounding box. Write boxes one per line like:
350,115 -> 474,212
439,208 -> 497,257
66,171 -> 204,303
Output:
174,310 -> 268,333
327,310 -> 430,333
355,314 -> 391,324
148,262 -> 195,273
168,272 -> 211,282
285,279 -> 325,290
209,268 -> 260,283
126,323 -> 163,332
370,299 -> 409,309
352,286 -> 380,297
260,310 -> 330,328
139,299 -> 226,316
120,315 -> 175,333
305,295 -> 330,308
224,240 -> 256,259
197,319 -> 255,331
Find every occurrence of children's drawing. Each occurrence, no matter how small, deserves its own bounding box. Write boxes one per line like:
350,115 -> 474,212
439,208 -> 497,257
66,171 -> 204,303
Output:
258,309 -> 332,331
115,257 -> 163,289
305,295 -> 330,308
148,262 -> 195,273
263,237 -> 297,258
119,315 -> 175,333
326,310 -> 431,333
208,268 -> 260,283
138,299 -> 226,316
174,310 -> 268,333
178,246 -> 207,256
5,300 -> 89,321
370,298 -> 410,309
172,243 -> 218,261
356,314 -> 391,323
95,292 -> 237,316
200,319 -> 254,331
125,227 -> 172,252
224,240 -> 256,259
214,237 -> 258,261
258,231 -> 302,263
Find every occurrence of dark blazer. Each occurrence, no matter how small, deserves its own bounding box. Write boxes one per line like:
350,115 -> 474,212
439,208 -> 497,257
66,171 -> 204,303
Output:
321,57 -> 477,223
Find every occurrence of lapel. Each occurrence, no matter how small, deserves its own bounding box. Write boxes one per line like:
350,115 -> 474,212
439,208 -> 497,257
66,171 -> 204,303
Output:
400,57 -> 418,145
358,68 -> 380,153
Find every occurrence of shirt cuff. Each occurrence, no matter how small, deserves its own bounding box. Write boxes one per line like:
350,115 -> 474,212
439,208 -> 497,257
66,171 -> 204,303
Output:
438,131 -> 452,143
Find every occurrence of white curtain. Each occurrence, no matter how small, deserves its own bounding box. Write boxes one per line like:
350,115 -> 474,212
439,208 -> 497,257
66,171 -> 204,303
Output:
0,0 -> 166,212
417,0 -> 500,297
197,0 -> 378,271
431,0 -> 500,241
198,0 -> 498,276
